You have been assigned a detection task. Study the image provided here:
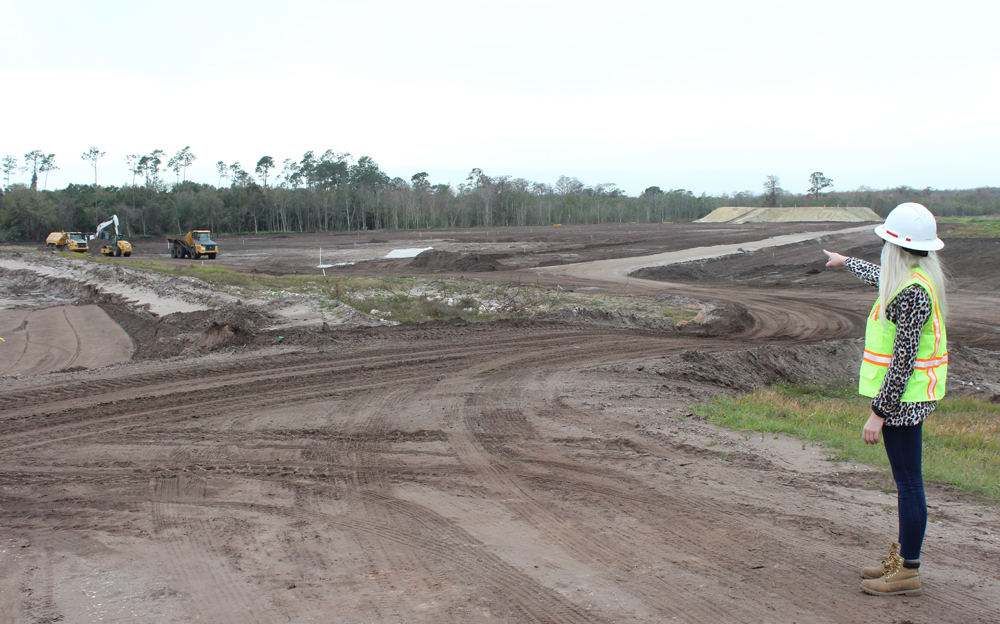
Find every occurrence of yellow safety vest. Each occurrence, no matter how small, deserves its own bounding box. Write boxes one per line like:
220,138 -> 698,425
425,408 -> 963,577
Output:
859,268 -> 947,402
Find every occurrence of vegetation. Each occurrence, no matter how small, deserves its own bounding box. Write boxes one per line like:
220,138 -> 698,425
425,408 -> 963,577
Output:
937,216 -> 1000,238
74,256 -> 699,325
696,382 -> 1000,501
2,148 -> 998,241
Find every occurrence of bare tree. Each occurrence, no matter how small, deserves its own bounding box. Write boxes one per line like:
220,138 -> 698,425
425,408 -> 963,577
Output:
762,175 -> 783,207
555,175 -> 585,196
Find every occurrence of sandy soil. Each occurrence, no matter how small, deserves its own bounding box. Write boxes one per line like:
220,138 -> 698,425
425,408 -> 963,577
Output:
1,222 -> 999,624
0,304 -> 132,376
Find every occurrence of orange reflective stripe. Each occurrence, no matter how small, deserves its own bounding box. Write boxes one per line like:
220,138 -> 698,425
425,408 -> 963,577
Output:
914,353 -> 948,369
863,349 -> 893,366
863,351 -> 948,369
910,272 -> 943,356
926,368 -> 939,400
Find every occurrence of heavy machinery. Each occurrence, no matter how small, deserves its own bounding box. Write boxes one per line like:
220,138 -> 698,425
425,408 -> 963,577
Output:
89,215 -> 132,257
167,230 -> 218,259
45,231 -> 89,252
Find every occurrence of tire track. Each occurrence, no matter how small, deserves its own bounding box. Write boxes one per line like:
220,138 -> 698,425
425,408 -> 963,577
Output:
62,307 -> 82,369
0,328 -> 666,418
149,475 -> 275,624
395,339 -> 760,623
3,315 -> 995,622
494,367 -> 1000,622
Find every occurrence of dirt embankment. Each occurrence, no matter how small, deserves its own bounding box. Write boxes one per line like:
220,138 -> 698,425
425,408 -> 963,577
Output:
410,249 -> 506,272
631,237 -> 1000,292
697,206 -> 881,223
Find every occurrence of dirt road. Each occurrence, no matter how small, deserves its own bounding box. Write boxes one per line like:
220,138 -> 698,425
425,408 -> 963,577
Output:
1,223 -> 998,623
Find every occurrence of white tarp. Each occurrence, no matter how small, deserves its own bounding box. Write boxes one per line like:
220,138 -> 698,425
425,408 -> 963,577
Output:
385,247 -> 433,259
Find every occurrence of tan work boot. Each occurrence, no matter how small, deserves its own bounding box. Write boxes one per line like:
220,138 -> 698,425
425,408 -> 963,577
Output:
861,552 -> 921,596
862,542 -> 900,579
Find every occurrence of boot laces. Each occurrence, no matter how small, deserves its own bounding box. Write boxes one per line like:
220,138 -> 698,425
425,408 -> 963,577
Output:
881,542 -> 900,569
885,551 -> 904,577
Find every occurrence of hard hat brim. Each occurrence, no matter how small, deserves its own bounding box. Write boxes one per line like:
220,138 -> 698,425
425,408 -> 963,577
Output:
874,224 -> 945,251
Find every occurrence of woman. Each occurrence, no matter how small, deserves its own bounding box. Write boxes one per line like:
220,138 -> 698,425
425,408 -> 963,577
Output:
823,202 -> 947,597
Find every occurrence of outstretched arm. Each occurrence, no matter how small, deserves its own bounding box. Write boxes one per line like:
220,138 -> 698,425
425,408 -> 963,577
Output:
822,249 -> 879,287
823,249 -> 848,267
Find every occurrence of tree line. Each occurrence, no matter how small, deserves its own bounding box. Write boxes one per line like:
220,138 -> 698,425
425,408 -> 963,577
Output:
1,148 -> 998,242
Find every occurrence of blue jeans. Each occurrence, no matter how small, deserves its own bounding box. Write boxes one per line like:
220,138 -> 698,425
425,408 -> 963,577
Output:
882,422 -> 926,560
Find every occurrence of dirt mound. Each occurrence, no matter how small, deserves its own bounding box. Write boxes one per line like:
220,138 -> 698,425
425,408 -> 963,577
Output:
410,249 -> 504,272
182,322 -> 254,353
653,340 -> 865,392
642,339 -> 1000,400
529,300 -> 754,337
630,237 -> 883,289
697,301 -> 757,335
697,206 -> 881,223
97,298 -> 272,360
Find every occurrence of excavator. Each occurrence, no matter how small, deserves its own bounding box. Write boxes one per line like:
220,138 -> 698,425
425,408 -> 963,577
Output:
89,215 -> 132,257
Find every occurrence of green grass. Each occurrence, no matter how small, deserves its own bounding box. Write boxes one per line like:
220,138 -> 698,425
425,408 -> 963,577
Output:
695,382 -> 1000,501
86,256 -> 395,297
937,216 -> 1000,238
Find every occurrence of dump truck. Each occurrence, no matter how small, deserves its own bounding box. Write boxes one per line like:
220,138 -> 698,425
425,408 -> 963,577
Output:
45,231 -> 89,252
89,215 -> 132,257
167,230 -> 218,259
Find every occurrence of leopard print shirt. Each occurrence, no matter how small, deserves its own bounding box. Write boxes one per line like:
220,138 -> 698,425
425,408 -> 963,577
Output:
846,257 -> 937,426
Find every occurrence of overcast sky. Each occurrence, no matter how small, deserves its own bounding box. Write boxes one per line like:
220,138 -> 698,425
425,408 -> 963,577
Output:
2,0 -> 997,196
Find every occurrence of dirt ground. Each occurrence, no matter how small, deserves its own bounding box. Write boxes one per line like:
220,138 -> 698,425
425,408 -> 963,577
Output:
1,222 -> 999,624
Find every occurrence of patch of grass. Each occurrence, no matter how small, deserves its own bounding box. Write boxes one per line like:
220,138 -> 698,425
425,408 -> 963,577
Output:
83,256 -> 399,299
695,383 -> 1000,501
938,216 -> 1000,238
62,253 -> 708,325
347,294 -> 479,323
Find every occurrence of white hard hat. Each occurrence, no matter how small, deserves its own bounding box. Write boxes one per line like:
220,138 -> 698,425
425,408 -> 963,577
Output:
874,202 -> 944,251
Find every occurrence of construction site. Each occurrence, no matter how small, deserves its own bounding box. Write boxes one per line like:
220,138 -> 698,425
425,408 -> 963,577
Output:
1,215 -> 999,623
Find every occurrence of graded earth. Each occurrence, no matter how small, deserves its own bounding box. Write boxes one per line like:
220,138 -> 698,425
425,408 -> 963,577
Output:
1,221 -> 998,624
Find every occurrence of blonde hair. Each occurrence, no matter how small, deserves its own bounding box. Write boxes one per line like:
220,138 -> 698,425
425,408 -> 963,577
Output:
879,242 -> 948,325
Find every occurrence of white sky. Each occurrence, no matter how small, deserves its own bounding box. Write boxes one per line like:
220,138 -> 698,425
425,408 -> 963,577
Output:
2,0 -> 997,196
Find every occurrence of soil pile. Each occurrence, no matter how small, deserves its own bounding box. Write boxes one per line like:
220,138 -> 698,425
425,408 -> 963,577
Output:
646,340 -> 1000,400
655,340 -> 865,392
182,322 -> 254,353
99,298 -> 272,359
410,249 -> 504,272
697,206 -> 881,223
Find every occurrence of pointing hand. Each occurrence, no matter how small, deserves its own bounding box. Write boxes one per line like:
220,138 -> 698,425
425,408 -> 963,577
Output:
823,249 -> 847,268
